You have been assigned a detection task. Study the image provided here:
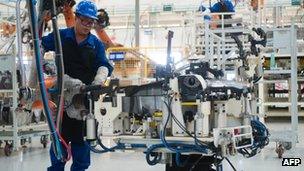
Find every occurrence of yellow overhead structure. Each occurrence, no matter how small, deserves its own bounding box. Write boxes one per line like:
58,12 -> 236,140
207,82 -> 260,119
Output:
107,47 -> 154,84
107,46 -> 183,85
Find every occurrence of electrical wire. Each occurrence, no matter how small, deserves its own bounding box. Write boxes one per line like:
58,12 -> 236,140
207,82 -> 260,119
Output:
163,97 -> 212,149
189,155 -> 203,171
86,120 -> 147,153
86,120 -> 117,153
145,144 -> 163,165
253,76 -> 262,84
224,157 -> 237,171
95,122 -> 115,152
162,94 -> 238,170
158,95 -> 211,166
146,152 -> 162,166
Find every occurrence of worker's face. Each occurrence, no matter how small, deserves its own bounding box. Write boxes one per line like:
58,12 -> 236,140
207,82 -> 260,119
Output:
75,15 -> 96,35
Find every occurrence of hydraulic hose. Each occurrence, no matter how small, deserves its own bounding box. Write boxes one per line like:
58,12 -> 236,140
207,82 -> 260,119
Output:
27,0 -> 63,160
86,121 -> 147,153
86,140 -> 146,154
50,0 -> 65,136
85,120 -> 116,153
86,142 -> 113,154
95,122 -> 114,152
145,145 -> 162,166
238,119 -> 269,158
85,95 -> 208,166
158,96 -> 210,166
50,0 -> 71,161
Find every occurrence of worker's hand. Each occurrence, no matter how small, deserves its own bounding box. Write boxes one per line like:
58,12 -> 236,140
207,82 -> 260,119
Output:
92,66 -> 109,86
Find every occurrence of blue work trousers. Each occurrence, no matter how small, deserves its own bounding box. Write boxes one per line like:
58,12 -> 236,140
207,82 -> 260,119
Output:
47,143 -> 90,171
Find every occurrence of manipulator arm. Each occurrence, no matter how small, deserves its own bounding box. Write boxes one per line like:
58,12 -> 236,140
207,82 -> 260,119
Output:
249,28 -> 267,56
185,62 -> 224,79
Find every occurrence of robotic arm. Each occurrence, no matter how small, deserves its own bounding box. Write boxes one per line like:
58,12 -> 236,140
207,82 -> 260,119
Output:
249,28 -> 267,56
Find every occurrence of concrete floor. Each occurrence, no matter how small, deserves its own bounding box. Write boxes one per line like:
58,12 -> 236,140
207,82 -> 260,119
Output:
0,118 -> 303,171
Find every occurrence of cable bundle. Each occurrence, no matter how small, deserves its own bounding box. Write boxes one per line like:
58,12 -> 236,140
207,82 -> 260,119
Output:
238,119 -> 269,158
28,0 -> 72,161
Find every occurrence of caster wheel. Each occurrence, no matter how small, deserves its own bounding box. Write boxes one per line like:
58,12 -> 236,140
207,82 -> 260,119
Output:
4,143 -> 13,156
20,139 -> 27,148
40,135 -> 48,148
282,142 -> 292,150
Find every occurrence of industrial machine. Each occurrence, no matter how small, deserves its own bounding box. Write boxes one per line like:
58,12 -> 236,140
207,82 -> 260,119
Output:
16,0 -> 270,170
87,29 -> 270,170
1,0 -> 303,170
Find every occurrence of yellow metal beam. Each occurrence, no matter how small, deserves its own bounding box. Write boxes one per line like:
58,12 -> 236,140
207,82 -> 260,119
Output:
181,102 -> 198,106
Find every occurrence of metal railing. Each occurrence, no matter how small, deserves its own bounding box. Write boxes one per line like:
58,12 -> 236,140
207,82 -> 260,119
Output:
192,12 -> 252,71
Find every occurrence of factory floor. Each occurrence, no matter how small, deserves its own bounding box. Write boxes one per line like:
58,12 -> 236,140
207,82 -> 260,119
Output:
0,118 -> 303,171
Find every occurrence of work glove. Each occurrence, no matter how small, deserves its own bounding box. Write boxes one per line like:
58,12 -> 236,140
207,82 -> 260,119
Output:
63,74 -> 87,120
92,66 -> 109,86
64,74 -> 83,89
91,66 -> 109,101
63,74 -> 84,105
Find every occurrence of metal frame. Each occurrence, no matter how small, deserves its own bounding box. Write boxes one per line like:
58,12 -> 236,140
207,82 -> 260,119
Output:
258,20 -> 299,149
0,0 -> 49,152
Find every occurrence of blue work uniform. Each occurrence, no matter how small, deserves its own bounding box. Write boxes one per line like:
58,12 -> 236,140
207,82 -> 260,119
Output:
198,0 -> 235,21
210,0 -> 235,19
42,27 -> 113,171
42,27 -> 113,84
